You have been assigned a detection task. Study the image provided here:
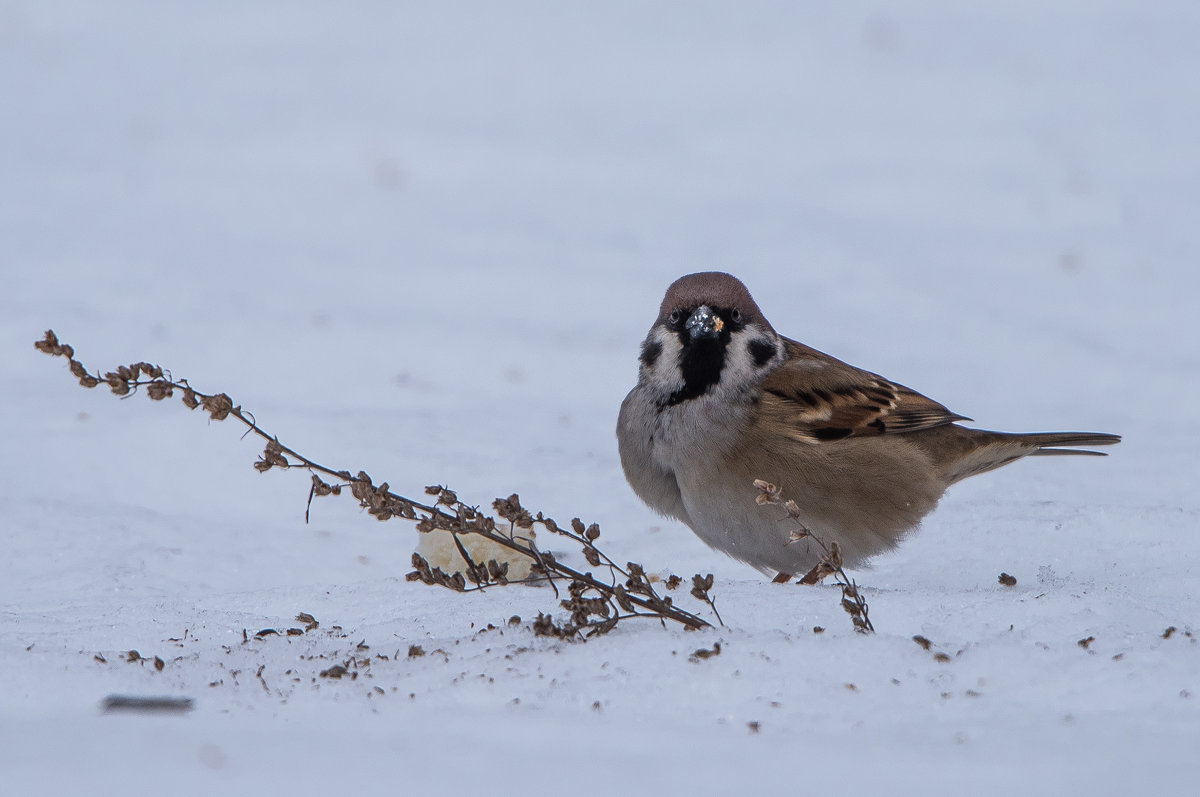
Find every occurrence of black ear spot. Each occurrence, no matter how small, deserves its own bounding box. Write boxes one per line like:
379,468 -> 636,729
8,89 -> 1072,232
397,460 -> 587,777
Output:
748,338 -> 777,367
639,340 -> 663,368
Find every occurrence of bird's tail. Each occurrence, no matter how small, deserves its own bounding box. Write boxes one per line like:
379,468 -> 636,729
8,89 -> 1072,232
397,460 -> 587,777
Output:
933,427 -> 1121,485
1017,431 -> 1123,456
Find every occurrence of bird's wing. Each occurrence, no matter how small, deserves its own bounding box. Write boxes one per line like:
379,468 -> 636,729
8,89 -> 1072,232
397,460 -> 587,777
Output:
758,338 -> 969,442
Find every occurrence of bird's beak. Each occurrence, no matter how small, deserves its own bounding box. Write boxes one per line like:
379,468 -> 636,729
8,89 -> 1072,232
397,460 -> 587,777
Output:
685,305 -> 723,340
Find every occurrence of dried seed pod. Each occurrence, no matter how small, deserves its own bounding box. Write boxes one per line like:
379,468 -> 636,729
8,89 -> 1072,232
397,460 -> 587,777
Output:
146,380 -> 173,400
753,479 -> 781,504
33,330 -> 56,353
200,393 -> 234,421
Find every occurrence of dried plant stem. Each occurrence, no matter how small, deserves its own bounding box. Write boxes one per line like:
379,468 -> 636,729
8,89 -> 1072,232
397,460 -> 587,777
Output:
35,330 -> 717,637
754,479 -> 874,634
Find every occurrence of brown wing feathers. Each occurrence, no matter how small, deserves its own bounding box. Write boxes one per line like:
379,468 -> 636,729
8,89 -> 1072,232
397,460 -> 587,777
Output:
761,339 -> 968,442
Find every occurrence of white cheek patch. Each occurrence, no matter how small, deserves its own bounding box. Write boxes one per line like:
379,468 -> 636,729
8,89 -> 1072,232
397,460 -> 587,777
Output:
640,327 -> 687,394
714,325 -> 785,400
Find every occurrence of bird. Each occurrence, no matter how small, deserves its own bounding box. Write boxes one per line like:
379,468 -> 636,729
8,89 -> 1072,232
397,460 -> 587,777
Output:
616,272 -> 1120,577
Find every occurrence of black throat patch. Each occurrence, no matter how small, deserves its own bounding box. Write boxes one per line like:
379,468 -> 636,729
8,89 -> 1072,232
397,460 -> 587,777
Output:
663,333 -> 728,407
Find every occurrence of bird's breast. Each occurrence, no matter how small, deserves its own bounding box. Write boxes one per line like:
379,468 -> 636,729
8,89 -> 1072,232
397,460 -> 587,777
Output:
649,390 -> 757,473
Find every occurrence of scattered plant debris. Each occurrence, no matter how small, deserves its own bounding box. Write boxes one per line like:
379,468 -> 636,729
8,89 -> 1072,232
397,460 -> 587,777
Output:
297,612 -> 319,632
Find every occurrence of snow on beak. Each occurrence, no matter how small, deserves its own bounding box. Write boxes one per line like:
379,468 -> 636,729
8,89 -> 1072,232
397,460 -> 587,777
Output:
685,305 -> 722,340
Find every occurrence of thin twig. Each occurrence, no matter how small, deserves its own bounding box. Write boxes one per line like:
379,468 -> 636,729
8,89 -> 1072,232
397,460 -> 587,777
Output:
753,479 -> 875,633
35,329 -> 718,635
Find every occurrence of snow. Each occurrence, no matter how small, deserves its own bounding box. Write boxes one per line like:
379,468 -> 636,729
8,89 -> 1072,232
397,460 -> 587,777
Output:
3,1 -> 1199,793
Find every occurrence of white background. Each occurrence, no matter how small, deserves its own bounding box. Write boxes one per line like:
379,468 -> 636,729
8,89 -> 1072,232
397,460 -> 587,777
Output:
2,2 -> 1198,793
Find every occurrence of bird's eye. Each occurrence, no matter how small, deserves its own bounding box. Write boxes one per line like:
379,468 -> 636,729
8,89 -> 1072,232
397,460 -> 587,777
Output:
668,309 -> 682,325
730,308 -> 743,324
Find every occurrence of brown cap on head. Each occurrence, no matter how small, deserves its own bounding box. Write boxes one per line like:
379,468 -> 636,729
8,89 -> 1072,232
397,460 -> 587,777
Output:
658,272 -> 772,331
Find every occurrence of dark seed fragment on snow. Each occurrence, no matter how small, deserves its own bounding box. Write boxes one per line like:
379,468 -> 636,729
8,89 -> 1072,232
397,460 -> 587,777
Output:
102,695 -> 193,714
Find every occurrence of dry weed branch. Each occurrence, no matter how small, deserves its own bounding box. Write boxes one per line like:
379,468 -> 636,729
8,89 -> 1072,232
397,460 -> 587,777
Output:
754,479 -> 875,634
36,330 -> 716,636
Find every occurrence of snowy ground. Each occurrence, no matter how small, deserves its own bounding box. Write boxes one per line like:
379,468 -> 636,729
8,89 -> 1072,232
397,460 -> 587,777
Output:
3,1 -> 1199,793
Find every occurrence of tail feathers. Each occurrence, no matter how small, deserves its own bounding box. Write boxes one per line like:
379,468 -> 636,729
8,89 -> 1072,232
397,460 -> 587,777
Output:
938,428 -> 1121,485
1018,431 -> 1122,456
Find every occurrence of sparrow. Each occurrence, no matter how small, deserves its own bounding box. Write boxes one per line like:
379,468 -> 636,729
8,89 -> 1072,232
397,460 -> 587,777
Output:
616,272 -> 1120,576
